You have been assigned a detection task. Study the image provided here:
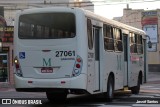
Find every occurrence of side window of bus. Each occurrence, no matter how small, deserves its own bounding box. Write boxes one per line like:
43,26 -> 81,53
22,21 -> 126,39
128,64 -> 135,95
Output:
87,19 -> 93,50
137,35 -> 143,54
103,24 -> 114,51
130,33 -> 137,53
113,28 -> 123,52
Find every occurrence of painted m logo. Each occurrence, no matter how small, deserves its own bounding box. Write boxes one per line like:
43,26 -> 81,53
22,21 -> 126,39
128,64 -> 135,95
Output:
43,58 -> 51,66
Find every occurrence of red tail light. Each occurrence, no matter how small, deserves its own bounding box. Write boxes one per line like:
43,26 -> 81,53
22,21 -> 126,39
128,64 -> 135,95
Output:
15,64 -> 20,69
76,58 -> 81,62
14,57 -> 20,69
76,64 -> 80,68
14,56 -> 23,77
72,55 -> 83,77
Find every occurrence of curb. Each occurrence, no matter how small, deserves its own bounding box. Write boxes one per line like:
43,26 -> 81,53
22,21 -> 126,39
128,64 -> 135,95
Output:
0,88 -> 15,92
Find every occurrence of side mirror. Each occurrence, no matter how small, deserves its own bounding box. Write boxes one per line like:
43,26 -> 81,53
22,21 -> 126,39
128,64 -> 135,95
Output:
148,41 -> 152,48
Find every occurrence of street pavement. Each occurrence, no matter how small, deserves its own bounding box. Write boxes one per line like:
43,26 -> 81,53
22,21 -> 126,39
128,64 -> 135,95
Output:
0,72 -> 160,107
140,72 -> 160,94
107,71 -> 160,107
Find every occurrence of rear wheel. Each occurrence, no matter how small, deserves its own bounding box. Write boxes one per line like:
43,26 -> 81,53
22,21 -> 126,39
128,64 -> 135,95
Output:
46,91 -> 67,103
105,76 -> 114,102
131,76 -> 140,94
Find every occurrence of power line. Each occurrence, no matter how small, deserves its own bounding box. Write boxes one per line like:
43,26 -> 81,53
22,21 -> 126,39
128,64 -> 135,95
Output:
40,0 -> 160,5
31,0 -> 160,8
1,0 -> 160,6
2,0 -> 160,10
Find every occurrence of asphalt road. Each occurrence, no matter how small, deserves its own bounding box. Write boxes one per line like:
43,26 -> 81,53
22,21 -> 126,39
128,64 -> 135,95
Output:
0,88 -> 160,107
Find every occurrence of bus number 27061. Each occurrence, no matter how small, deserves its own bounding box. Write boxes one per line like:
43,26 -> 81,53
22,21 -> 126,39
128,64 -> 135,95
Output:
55,51 -> 75,57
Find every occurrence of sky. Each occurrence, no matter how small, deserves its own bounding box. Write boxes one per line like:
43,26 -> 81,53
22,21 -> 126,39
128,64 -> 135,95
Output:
94,1 -> 160,19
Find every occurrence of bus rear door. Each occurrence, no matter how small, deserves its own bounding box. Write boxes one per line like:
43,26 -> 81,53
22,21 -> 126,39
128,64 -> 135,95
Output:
123,33 -> 129,86
93,26 -> 101,92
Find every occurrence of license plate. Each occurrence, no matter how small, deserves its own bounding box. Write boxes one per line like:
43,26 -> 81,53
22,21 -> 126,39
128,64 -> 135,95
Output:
41,67 -> 53,73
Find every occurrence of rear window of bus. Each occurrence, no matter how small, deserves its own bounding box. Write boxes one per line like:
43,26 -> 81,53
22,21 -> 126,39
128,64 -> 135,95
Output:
18,13 -> 76,39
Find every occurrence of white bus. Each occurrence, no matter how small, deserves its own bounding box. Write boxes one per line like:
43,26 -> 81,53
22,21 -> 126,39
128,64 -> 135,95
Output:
14,7 -> 149,102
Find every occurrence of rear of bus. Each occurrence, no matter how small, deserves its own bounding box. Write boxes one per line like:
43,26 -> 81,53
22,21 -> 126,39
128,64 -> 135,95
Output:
13,7 -> 87,93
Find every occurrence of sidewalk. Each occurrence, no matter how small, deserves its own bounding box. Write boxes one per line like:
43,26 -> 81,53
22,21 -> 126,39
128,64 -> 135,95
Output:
0,83 -> 15,92
147,72 -> 160,82
0,86 -> 15,92
140,72 -> 160,94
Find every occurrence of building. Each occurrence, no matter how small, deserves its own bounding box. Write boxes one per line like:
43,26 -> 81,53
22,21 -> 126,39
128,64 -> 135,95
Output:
114,8 -> 160,72
0,26 -> 14,88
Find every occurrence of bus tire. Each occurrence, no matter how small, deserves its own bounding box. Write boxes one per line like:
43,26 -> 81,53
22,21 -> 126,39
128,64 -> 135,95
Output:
46,91 -> 67,103
131,75 -> 140,94
105,76 -> 114,102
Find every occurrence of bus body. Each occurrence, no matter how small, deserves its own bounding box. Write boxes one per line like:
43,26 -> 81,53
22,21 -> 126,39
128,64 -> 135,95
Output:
14,7 -> 147,101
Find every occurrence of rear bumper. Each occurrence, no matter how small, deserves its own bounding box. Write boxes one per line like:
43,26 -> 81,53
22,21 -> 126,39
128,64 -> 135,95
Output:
14,74 -> 87,92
